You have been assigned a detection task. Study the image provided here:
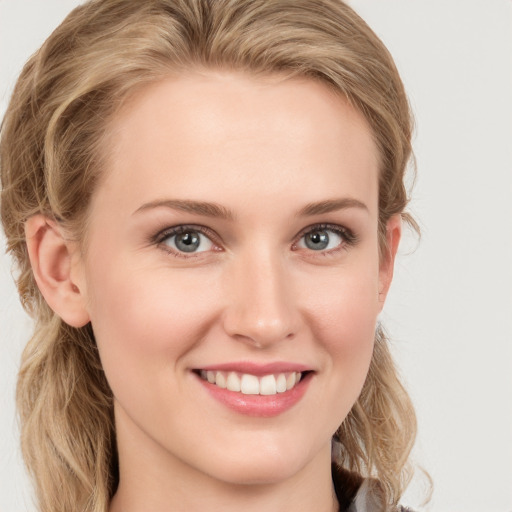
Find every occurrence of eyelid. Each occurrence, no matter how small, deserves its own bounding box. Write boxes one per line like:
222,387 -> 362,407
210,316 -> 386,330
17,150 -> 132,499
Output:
292,223 -> 358,251
152,224 -> 223,255
150,222 -> 357,257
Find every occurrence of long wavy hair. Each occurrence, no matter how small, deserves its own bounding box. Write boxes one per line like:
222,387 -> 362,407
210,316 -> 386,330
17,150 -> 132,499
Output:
1,1 -> 418,511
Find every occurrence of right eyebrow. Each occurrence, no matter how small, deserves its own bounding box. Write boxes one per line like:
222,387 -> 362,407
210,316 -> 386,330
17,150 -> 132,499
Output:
132,199 -> 235,220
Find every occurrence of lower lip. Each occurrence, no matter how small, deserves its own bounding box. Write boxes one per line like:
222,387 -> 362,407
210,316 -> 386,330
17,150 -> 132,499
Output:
196,373 -> 312,417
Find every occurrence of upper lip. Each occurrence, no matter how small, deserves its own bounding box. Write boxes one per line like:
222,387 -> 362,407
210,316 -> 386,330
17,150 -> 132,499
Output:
196,361 -> 312,376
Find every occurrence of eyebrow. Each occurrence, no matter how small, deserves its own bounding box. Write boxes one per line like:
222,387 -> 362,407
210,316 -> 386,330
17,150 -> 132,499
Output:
298,198 -> 369,216
134,197 -> 368,220
133,199 -> 235,220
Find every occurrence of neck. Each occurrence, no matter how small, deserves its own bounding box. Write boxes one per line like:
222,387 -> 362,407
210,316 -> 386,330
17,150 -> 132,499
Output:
110,410 -> 338,512
111,469 -> 338,512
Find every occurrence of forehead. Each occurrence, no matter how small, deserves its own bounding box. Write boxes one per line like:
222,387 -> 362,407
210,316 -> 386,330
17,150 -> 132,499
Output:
94,71 -> 379,217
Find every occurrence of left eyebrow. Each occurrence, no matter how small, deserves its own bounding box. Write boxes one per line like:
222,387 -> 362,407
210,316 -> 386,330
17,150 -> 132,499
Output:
298,198 -> 369,216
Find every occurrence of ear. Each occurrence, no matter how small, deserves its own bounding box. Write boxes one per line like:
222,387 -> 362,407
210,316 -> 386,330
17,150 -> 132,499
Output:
378,214 -> 402,308
25,215 -> 90,327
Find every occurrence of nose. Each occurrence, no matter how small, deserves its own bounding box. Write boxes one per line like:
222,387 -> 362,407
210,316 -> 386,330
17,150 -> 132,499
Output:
222,250 -> 300,348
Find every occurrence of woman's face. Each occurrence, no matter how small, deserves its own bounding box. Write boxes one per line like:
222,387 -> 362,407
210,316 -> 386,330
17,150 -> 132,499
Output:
75,71 -> 398,487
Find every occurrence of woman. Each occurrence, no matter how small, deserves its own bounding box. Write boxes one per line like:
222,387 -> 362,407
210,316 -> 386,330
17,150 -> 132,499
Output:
0,1 -> 420,511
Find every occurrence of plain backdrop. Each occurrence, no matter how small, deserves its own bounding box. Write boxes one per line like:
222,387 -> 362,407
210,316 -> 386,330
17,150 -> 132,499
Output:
1,1 -> 511,511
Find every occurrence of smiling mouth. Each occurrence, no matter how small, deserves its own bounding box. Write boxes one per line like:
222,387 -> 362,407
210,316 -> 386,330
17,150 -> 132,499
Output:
197,370 -> 305,396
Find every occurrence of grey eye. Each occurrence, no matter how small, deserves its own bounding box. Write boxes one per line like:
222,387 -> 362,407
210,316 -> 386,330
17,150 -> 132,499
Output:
299,229 -> 343,251
164,230 -> 214,253
304,230 -> 329,250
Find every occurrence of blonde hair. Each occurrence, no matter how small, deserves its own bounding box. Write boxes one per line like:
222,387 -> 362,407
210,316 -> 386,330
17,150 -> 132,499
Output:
1,1 -> 418,510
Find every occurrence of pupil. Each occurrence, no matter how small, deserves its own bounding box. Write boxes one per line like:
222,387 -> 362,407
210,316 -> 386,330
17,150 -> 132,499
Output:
176,231 -> 200,252
306,231 -> 329,250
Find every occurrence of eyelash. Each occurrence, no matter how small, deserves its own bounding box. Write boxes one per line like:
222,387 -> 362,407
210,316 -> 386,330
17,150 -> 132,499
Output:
151,223 -> 358,258
293,223 -> 358,255
152,224 -> 221,258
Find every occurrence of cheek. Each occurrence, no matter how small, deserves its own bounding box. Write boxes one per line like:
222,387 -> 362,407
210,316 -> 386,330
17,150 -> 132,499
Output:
85,264 -> 221,385
305,260 -> 380,382
320,295 -> 377,380
290,262 -> 380,439
307,260 -> 381,338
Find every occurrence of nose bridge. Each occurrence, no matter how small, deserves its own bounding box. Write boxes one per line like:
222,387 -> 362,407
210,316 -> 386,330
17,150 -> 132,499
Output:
223,246 -> 298,347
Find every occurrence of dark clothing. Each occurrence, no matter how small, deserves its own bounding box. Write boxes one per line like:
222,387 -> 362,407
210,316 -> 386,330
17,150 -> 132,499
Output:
332,463 -> 415,512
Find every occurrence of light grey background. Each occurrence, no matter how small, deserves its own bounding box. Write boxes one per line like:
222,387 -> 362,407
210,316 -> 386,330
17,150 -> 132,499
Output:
1,1 -> 511,511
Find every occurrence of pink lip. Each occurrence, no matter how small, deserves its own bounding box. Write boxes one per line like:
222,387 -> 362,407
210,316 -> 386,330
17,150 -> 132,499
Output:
198,361 -> 311,376
194,368 -> 313,418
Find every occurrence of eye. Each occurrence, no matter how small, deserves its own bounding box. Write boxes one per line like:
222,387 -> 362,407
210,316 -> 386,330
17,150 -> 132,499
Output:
295,224 -> 354,252
299,229 -> 341,251
157,226 -> 216,255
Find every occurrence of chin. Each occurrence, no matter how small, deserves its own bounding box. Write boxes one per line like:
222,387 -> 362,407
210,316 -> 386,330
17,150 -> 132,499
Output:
212,462 -> 297,487
200,441 -> 319,487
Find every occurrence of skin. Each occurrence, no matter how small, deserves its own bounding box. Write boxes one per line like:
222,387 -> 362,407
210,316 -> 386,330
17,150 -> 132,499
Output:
26,70 -> 401,512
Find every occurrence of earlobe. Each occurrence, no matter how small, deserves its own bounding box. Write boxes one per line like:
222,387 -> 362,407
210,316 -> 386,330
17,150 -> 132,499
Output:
25,215 -> 90,327
378,214 -> 402,306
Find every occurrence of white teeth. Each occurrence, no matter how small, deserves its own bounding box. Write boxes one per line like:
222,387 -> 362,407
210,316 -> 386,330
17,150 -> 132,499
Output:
276,373 -> 287,393
200,370 -> 304,395
226,372 -> 241,392
215,372 -> 227,389
286,372 -> 296,390
241,374 -> 260,394
260,374 -> 277,395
